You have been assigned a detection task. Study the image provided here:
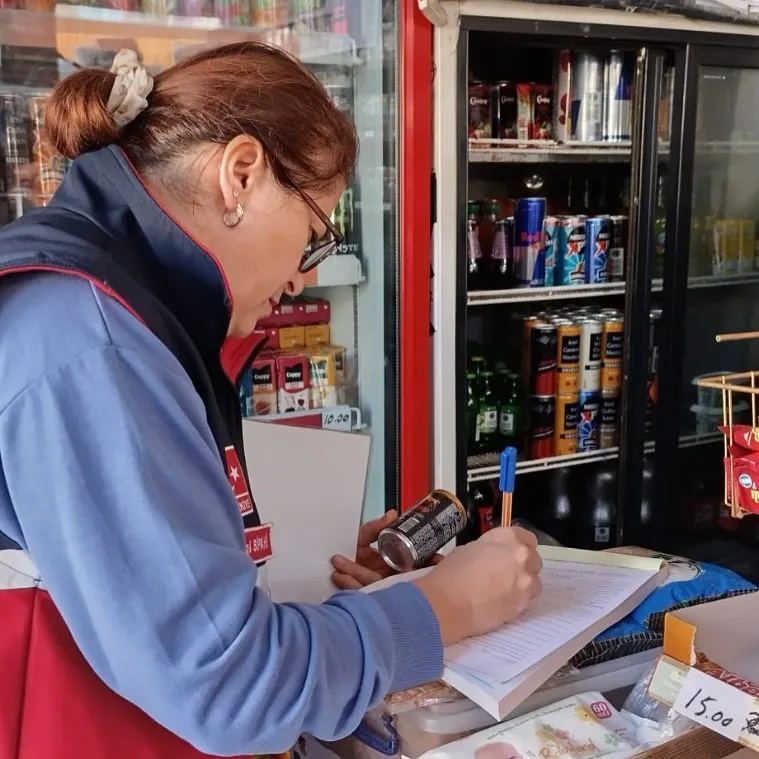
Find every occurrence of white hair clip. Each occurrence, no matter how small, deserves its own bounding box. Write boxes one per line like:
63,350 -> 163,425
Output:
106,49 -> 154,129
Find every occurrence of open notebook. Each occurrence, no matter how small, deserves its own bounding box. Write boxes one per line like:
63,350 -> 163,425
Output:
367,546 -> 667,720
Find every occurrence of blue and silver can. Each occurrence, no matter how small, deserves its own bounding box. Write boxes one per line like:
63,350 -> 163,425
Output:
570,52 -> 604,142
603,51 -> 635,142
557,215 -> 586,285
514,197 -> 547,287
577,389 -> 601,452
585,216 -> 611,284
543,216 -> 558,286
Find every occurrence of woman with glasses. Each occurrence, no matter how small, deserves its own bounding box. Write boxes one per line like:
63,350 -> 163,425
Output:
0,44 -> 541,759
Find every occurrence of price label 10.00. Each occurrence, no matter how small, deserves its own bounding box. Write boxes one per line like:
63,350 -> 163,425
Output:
673,667 -> 756,742
321,407 -> 353,432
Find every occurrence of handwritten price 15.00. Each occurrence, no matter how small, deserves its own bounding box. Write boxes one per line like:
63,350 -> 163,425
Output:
682,688 -> 735,729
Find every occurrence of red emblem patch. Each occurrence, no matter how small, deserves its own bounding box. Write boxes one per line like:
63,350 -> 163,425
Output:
224,445 -> 254,517
245,524 -> 273,563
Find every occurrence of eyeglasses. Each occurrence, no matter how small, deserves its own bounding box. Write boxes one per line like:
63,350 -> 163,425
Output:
297,189 -> 344,274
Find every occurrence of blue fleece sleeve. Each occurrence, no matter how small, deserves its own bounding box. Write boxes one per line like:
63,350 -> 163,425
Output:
0,297 -> 442,755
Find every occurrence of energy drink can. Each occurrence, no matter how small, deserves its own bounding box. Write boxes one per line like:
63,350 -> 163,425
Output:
529,395 -> 555,459
570,52 -> 604,142
585,216 -> 611,284
600,391 -> 619,449
601,316 -> 624,393
608,214 -> 627,282
514,197 -> 547,286
555,392 -> 579,456
577,390 -> 601,452
543,216 -> 558,286
578,318 -> 602,392
603,51 -> 634,142
557,216 -> 586,285
528,322 -> 558,395
554,318 -> 581,394
378,489 -> 467,572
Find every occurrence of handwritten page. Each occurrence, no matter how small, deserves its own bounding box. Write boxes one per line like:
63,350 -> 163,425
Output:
444,560 -> 661,685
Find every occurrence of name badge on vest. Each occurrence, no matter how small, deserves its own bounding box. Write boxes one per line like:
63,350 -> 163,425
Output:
225,445 -> 273,563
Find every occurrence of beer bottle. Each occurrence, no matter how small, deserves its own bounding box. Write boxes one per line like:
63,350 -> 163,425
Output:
466,371 -> 481,455
478,371 -> 499,453
498,370 -> 525,454
469,354 -> 487,381
467,201 -> 483,291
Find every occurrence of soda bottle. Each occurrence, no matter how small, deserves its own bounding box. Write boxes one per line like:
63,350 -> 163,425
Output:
467,201 -> 483,291
497,370 -> 524,453
478,371 -> 499,453
491,216 -> 512,289
466,371 -> 481,455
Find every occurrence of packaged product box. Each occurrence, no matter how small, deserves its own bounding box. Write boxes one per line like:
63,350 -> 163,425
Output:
250,356 -> 277,416
279,325 -> 306,350
328,345 -> 347,386
307,349 -> 339,409
305,323 -> 331,346
303,297 -> 331,325
276,353 -> 310,412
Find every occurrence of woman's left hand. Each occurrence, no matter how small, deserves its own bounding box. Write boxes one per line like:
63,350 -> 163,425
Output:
331,510 -> 398,590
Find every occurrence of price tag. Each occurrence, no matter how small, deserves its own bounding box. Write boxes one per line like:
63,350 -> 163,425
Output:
321,407 -> 353,432
673,667 -> 755,741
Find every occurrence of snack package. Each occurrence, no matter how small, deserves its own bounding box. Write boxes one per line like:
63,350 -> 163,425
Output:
719,424 -> 759,452
419,693 -> 644,759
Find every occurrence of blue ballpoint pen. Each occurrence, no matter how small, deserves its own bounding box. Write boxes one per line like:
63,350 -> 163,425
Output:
499,446 -> 517,527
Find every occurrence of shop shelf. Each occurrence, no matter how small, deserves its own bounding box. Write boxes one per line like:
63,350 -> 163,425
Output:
249,405 -> 363,432
468,139 -> 634,164
467,281 -> 625,306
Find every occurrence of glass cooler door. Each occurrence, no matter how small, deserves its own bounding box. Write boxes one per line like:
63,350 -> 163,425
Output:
0,0 -> 400,519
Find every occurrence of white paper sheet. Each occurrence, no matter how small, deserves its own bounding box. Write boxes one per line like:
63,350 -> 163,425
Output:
242,419 -> 371,604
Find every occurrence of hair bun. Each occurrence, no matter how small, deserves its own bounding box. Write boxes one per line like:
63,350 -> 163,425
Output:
46,68 -> 120,160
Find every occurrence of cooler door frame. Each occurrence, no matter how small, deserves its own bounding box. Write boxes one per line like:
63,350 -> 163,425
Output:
428,0 -> 759,527
652,42 -> 759,548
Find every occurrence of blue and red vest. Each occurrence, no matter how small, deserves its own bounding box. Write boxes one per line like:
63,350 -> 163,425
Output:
0,145 -> 273,759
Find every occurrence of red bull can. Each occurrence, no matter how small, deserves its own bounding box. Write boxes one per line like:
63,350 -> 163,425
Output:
557,216 -> 586,285
585,216 -> 611,284
603,51 -> 634,142
578,390 -> 600,452
514,197 -> 547,287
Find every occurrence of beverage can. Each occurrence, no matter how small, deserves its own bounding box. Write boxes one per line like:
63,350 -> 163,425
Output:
601,316 -> 624,393
293,0 -> 326,32
603,51 -> 634,142
253,0 -> 291,26
520,315 -> 543,384
514,197 -> 547,286
543,216 -> 558,286
553,49 -> 572,143
570,52 -> 604,142
585,216 -> 611,283
555,319 -> 581,394
468,81 -> 492,141
555,392 -> 579,456
531,83 -> 553,140
378,490 -> 467,572
494,80 -> 518,140
600,390 -> 619,449
577,390 -> 601,452
578,318 -> 602,392
529,394 -> 555,460
516,83 -> 531,143
608,214 -> 627,281
557,215 -> 586,285
528,322 -> 557,396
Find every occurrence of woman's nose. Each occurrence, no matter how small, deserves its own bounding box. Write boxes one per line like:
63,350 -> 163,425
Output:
285,273 -> 305,297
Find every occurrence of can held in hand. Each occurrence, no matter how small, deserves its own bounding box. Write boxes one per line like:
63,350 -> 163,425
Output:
570,52 -> 604,142
543,216 -> 558,286
528,321 -> 557,395
578,318 -> 602,392
601,316 -> 624,393
555,318 -> 581,394
378,490 -> 467,572
585,216 -> 611,284
608,214 -> 627,282
578,390 -> 601,452
514,197 -> 547,287
557,215 -> 586,285
600,391 -> 619,449
529,394 -> 555,459
555,392 -> 579,455
603,51 -> 634,142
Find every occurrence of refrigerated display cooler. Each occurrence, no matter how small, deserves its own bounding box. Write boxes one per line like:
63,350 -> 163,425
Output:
425,0 -> 759,574
0,0 -> 432,521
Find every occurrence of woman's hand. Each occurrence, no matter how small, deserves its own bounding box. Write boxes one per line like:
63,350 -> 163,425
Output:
331,510 -> 398,590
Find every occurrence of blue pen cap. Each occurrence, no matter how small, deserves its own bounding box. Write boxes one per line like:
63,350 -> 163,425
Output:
499,447 -> 517,493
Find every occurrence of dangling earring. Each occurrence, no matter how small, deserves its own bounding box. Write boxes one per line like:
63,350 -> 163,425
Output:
222,203 -> 244,228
